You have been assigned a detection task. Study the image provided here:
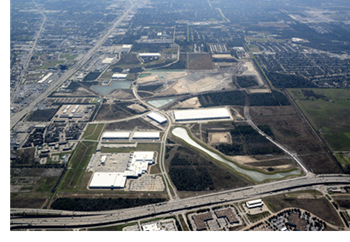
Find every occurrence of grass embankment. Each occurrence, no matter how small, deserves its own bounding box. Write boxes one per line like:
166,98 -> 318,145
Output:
57,141 -> 98,191
82,124 -> 104,140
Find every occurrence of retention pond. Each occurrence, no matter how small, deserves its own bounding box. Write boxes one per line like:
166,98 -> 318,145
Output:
171,127 -> 301,182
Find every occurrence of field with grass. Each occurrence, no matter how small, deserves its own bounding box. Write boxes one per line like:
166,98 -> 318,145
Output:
58,141 -> 98,191
82,123 -> 105,140
187,53 -> 214,70
288,88 -> 350,151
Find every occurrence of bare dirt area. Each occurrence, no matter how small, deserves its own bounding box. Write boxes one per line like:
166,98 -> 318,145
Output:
127,103 -> 147,113
108,89 -> 135,99
208,132 -> 232,145
249,106 -> 343,174
240,60 -> 265,86
137,74 -> 159,84
228,156 -> 296,172
172,97 -> 202,109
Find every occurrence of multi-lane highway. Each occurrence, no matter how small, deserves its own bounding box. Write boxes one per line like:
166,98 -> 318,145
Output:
10,174 -> 350,230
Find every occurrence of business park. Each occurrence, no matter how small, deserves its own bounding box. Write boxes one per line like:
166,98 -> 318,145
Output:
88,151 -> 158,189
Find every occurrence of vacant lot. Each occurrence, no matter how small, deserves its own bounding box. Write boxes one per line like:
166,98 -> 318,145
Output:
105,118 -> 159,131
250,106 -> 343,174
94,103 -> 136,121
333,195 -> 350,209
188,53 -> 214,70
288,88 -> 350,151
264,191 -> 343,227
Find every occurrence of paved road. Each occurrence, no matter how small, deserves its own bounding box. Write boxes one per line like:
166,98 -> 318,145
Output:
10,175 -> 350,229
10,1 -> 136,129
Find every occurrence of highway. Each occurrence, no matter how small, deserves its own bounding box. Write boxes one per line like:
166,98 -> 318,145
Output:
10,1 -> 136,129
10,174 -> 350,230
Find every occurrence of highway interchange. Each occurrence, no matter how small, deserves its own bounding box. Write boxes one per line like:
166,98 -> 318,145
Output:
10,174 -> 350,230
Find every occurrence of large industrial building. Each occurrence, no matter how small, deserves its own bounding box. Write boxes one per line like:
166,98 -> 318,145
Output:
101,131 -> 130,140
138,53 -> 160,57
89,151 -> 156,189
173,108 -> 231,122
147,112 -> 167,124
89,172 -> 127,189
132,132 -> 160,140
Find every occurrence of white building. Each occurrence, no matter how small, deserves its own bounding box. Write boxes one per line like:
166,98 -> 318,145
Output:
101,131 -> 130,140
89,152 -> 156,189
173,108 -> 231,122
132,132 -> 160,140
139,53 -> 160,57
142,223 -> 163,231
89,172 -> 127,189
246,199 -> 264,209
147,112 -> 167,124
112,73 -> 128,79
37,72 -> 53,84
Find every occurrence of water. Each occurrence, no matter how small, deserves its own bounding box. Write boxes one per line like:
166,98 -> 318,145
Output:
171,127 -> 301,182
147,98 -> 177,108
91,81 -> 132,95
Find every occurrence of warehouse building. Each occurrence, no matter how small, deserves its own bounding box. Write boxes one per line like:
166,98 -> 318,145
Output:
89,172 -> 127,189
173,108 -> 231,122
101,131 -> 130,140
132,132 -> 160,140
139,53 -> 160,57
89,151 -> 156,189
147,112 -> 167,124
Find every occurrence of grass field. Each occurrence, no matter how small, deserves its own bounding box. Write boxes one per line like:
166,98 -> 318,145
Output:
187,53 -> 214,70
82,124 -> 105,140
249,105 -> 343,174
288,88 -> 350,151
58,141 -> 98,191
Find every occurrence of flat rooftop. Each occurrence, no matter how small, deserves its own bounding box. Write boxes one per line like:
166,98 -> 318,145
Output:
174,108 -> 231,121
89,172 -> 127,188
214,208 -> 239,224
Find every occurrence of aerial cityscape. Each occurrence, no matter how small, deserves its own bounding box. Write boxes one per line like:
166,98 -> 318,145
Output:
10,0 -> 350,232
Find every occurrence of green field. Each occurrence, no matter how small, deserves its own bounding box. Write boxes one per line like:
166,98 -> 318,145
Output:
58,141 -> 98,191
82,124 -> 105,140
288,88 -> 350,151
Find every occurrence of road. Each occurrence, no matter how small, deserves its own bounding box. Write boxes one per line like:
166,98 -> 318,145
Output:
10,1 -> 136,129
11,0 -> 47,102
10,174 -> 350,229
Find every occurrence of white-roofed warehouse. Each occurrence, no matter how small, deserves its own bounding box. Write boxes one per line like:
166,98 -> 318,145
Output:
101,131 -> 130,140
132,132 -> 160,140
173,108 -> 231,122
89,172 -> 127,189
147,112 -> 167,124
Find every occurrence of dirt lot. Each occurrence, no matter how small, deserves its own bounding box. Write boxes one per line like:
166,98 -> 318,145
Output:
172,97 -> 202,109
249,106 -> 343,174
188,53 -> 214,70
264,191 -> 343,227
208,132 -> 232,145
333,195 -> 350,209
